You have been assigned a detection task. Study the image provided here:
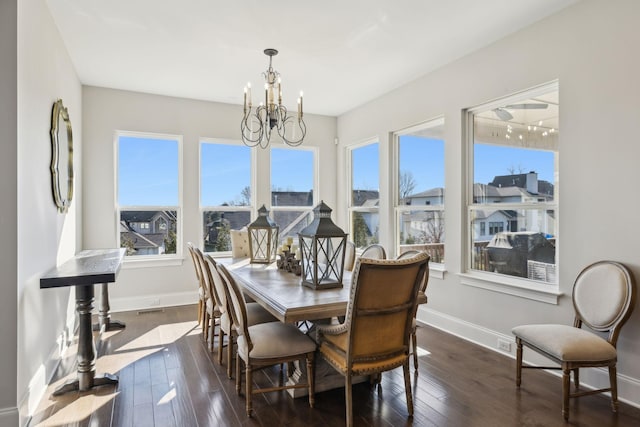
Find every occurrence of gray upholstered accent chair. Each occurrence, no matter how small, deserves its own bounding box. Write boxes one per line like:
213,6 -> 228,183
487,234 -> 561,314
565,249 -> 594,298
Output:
512,260 -> 636,421
205,255 -> 275,377
343,240 -> 356,272
396,250 -> 430,371
316,253 -> 429,427
360,243 -> 387,260
218,263 -> 316,417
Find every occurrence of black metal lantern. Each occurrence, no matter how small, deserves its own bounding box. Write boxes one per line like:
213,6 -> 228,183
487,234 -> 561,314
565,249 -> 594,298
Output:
298,201 -> 347,290
248,205 -> 279,264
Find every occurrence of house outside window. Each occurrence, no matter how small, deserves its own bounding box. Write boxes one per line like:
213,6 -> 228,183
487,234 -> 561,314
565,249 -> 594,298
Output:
467,82 -> 558,285
489,222 -> 504,235
200,140 -> 253,253
117,132 -> 182,258
348,141 -> 379,250
270,147 -> 316,244
394,118 -> 445,263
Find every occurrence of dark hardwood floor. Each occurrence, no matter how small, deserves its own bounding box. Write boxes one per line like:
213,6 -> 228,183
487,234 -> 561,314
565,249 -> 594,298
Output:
30,305 -> 640,427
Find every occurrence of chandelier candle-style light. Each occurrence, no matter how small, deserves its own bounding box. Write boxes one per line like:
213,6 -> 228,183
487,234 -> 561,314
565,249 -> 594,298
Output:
241,49 -> 306,148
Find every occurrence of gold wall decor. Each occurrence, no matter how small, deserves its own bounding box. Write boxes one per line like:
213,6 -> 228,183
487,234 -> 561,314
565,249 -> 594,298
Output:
50,99 -> 74,213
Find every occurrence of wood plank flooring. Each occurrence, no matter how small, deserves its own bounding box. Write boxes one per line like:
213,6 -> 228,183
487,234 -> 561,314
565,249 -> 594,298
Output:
29,305 -> 640,426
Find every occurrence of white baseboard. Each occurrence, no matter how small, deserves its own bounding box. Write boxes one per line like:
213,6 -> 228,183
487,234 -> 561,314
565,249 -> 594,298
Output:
109,291 -> 198,313
0,406 -> 19,427
20,324 -> 75,427
417,306 -> 640,409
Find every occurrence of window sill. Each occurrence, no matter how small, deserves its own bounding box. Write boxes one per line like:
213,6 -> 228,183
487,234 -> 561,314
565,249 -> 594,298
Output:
122,255 -> 184,269
458,271 -> 562,304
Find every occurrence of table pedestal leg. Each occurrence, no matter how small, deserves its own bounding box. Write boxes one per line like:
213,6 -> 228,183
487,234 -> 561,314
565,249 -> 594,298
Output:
93,283 -> 126,332
53,284 -> 118,396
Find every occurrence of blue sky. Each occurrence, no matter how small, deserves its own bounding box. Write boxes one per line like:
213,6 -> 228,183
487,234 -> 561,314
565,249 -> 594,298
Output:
118,136 -> 178,206
201,143 -> 251,206
119,135 -> 554,206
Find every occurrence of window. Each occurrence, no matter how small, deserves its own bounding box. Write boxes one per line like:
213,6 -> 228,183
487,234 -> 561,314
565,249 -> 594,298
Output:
117,132 -> 181,258
200,140 -> 253,253
467,82 -> 558,285
270,147 -> 316,243
489,222 -> 504,235
395,118 -> 445,263
349,141 -> 379,250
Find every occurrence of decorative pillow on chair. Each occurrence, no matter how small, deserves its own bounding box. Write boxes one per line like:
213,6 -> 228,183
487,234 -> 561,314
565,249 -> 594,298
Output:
230,228 -> 250,258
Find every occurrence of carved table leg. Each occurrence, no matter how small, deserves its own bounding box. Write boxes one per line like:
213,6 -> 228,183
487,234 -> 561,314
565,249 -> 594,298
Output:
93,282 -> 126,332
53,284 -> 118,396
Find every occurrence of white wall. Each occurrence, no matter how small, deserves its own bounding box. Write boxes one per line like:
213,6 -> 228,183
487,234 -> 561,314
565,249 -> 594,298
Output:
337,0 -> 640,406
16,0 -> 83,423
82,87 -> 337,311
0,0 -> 19,425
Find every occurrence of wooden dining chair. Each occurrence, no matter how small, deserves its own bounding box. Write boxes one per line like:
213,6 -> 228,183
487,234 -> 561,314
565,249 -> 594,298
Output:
193,248 -> 219,345
316,252 -> 429,427
343,240 -> 356,272
360,243 -> 387,260
206,256 -> 275,377
187,242 -> 206,328
512,260 -> 636,421
218,263 -> 317,417
396,250 -> 430,371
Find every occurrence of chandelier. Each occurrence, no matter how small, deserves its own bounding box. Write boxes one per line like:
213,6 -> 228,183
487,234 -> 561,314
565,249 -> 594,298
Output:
241,49 -> 306,148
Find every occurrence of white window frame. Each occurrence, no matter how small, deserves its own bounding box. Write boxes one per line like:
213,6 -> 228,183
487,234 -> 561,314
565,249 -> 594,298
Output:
393,117 -> 446,278
461,81 -> 561,304
347,138 -> 380,251
269,145 -> 318,242
115,130 -> 183,267
199,138 -> 256,256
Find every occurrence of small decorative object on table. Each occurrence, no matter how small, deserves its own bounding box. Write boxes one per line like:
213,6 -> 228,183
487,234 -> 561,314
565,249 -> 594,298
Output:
277,237 -> 302,275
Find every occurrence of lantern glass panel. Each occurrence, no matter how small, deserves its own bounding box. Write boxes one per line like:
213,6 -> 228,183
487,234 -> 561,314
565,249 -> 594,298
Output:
300,235 -> 346,288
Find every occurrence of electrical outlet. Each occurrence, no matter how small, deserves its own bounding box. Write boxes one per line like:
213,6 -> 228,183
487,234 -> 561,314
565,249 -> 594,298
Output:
149,298 -> 161,306
498,339 -> 511,352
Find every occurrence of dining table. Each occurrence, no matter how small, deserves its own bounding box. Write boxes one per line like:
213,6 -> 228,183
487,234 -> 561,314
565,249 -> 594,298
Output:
223,257 -> 366,397
224,257 -> 352,323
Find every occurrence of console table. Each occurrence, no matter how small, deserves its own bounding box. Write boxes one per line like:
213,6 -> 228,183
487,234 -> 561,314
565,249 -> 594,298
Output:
40,248 -> 126,396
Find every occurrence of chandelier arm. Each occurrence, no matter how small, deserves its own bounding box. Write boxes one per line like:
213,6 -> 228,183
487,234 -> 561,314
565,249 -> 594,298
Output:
240,107 -> 267,147
277,115 -> 307,147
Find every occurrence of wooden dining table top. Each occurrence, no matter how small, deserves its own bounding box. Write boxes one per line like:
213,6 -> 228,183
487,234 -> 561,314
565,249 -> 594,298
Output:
223,257 -> 352,323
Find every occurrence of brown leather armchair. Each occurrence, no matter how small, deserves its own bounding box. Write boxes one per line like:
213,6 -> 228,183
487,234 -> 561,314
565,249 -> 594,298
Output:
316,252 -> 429,427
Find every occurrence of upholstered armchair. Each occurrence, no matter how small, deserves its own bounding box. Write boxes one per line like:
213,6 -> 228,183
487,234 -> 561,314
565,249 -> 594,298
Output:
316,253 -> 429,427
396,250 -> 430,371
512,260 -> 636,420
230,228 -> 250,258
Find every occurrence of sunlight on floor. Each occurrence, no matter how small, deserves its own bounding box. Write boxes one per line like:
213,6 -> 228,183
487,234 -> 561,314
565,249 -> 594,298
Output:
33,391 -> 118,427
158,387 -> 177,405
96,348 -> 163,374
416,346 -> 431,357
115,321 -> 198,351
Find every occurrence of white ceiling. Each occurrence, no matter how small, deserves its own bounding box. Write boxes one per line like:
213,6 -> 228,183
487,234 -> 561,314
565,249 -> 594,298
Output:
46,0 -> 578,116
